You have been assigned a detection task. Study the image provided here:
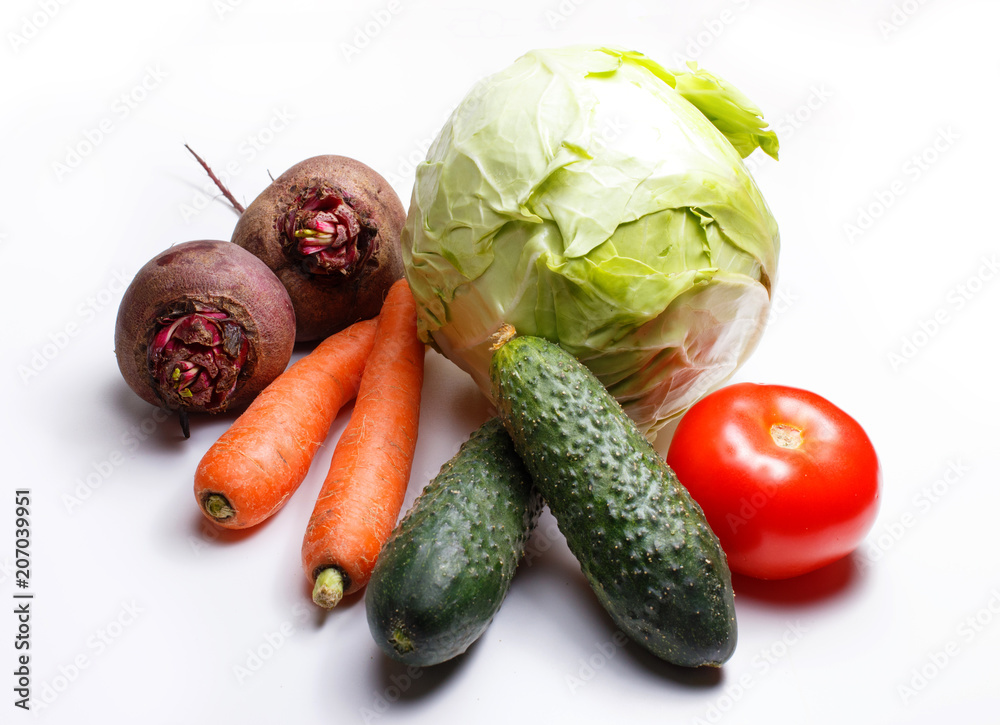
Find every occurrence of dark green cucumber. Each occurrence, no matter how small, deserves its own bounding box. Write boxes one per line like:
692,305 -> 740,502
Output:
365,418 -> 542,666
490,334 -> 737,667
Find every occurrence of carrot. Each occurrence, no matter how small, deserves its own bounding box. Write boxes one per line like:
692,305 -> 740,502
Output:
301,279 -> 425,608
194,318 -> 378,529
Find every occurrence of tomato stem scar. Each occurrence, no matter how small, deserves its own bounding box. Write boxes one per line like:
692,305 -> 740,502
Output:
771,423 -> 803,449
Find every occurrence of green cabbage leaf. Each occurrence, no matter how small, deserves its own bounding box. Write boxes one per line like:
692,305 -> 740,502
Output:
402,46 -> 780,435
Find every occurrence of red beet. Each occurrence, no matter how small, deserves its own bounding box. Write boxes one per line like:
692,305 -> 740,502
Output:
231,155 -> 405,342
115,240 -> 296,434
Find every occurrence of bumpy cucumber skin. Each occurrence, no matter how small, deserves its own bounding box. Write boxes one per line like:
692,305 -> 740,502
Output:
490,336 -> 737,667
365,418 -> 542,666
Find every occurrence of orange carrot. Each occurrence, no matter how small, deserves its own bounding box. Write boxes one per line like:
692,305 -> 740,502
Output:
301,279 -> 425,608
194,318 -> 378,529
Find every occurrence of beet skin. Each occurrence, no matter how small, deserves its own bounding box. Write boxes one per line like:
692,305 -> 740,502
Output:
232,155 -> 405,342
115,240 -> 296,417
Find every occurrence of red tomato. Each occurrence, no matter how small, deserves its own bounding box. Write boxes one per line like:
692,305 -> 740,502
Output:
666,383 -> 881,580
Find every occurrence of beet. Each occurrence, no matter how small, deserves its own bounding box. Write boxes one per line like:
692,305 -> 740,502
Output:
115,240 -> 296,434
231,155 -> 405,342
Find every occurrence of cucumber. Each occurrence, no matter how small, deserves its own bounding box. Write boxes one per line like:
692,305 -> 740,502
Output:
365,418 -> 542,666
490,333 -> 737,667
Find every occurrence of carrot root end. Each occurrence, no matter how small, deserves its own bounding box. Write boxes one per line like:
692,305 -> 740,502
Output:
204,493 -> 236,521
312,568 -> 345,609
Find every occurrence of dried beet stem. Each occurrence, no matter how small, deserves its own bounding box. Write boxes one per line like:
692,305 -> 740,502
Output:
184,144 -> 245,214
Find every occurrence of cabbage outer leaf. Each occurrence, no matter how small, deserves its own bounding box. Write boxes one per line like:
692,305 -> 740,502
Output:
402,46 -> 780,435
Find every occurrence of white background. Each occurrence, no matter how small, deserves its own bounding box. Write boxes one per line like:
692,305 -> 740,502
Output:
3,0 -> 999,723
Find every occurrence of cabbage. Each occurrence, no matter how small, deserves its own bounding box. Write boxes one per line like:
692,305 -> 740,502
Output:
402,46 -> 780,435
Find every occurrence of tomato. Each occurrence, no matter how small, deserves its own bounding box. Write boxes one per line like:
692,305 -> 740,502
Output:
666,383 -> 881,580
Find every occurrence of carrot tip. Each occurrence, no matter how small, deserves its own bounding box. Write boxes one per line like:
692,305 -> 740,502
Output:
203,494 -> 236,521
312,568 -> 344,609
